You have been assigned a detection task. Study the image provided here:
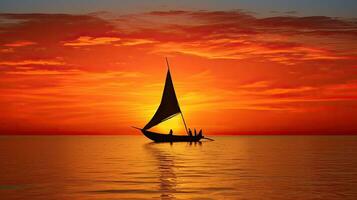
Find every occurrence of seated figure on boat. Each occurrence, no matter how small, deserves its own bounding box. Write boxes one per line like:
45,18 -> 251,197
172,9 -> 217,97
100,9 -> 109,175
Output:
198,129 -> 203,138
188,128 -> 193,137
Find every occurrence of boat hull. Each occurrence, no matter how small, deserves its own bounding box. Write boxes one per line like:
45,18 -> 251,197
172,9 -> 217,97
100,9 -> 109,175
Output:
141,129 -> 202,143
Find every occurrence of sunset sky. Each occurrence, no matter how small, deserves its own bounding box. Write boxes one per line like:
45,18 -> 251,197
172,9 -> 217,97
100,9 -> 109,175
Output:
1,1 -> 357,135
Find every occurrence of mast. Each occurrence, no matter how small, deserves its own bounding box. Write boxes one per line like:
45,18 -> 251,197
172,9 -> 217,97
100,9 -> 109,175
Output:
165,57 -> 189,135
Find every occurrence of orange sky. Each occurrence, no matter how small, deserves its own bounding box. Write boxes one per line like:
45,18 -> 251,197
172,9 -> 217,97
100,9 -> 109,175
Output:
0,11 -> 357,135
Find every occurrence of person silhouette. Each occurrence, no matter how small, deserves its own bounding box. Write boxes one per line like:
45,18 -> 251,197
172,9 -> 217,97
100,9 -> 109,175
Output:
188,128 -> 193,137
198,129 -> 202,138
194,128 -> 197,137
169,129 -> 173,136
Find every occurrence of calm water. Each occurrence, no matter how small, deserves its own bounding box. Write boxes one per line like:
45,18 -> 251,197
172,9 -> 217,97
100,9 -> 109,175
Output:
1,136 -> 357,200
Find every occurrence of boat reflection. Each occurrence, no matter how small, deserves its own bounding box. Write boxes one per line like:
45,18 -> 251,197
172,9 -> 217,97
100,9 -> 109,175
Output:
144,141 -> 204,199
145,143 -> 177,200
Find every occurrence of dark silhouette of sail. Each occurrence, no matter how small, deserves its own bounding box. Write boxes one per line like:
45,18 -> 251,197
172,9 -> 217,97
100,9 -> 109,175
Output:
144,69 -> 181,130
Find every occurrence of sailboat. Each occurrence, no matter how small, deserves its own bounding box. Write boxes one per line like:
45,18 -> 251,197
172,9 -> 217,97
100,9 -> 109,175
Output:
133,58 -> 208,142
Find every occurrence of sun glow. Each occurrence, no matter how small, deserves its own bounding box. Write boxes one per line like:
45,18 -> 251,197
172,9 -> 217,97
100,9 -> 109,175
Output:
151,115 -> 187,135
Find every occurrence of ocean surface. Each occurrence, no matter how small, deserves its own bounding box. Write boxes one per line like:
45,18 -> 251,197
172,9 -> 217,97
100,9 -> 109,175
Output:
1,135 -> 357,200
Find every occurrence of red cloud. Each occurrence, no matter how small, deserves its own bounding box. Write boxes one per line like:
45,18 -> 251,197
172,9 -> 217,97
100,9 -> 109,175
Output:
1,11 -> 356,65
112,10 -> 357,64
4,40 -> 37,47
64,36 -> 121,46
0,59 -> 65,66
0,13 -> 117,45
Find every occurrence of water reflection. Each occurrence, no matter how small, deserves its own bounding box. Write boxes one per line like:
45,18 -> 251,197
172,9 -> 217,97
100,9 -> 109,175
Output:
1,136 -> 357,200
144,141 -> 206,199
145,143 -> 177,200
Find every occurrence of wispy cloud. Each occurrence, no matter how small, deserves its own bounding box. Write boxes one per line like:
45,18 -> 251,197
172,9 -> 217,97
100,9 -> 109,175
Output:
0,59 -> 65,66
64,36 -> 121,46
4,40 -> 37,47
5,69 -> 81,75
123,10 -> 357,64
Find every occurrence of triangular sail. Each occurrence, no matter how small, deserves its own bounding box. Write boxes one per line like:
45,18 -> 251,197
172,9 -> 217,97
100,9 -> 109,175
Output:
143,69 -> 181,130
